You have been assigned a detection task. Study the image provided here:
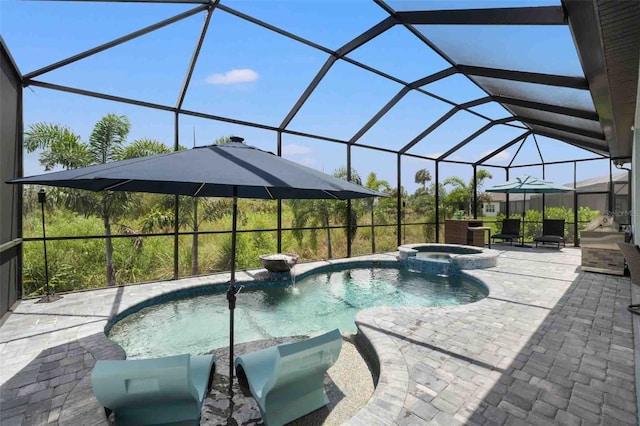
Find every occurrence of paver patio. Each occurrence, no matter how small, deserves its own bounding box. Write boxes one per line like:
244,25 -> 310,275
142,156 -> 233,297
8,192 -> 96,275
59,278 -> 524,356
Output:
0,247 -> 637,425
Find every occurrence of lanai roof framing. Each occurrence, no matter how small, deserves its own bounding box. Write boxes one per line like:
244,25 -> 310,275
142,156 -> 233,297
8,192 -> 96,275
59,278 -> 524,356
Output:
15,0 -> 640,166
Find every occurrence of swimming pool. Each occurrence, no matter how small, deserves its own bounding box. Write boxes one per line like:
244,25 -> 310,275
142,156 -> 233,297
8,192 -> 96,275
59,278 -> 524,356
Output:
108,265 -> 488,359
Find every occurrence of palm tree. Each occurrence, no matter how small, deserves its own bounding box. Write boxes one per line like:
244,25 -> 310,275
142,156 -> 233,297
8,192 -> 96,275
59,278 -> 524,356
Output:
443,169 -> 493,217
139,196 -> 230,275
414,168 -> 432,190
139,136 -> 233,275
25,114 -> 171,286
289,167 -> 362,259
364,172 -> 391,253
332,167 -> 362,249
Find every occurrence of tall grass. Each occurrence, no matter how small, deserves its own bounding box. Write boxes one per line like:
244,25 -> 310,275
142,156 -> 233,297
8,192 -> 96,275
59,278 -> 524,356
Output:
23,200 -> 601,297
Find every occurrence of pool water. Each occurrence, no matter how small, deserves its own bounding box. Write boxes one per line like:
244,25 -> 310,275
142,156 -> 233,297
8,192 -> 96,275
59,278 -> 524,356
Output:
108,267 -> 488,359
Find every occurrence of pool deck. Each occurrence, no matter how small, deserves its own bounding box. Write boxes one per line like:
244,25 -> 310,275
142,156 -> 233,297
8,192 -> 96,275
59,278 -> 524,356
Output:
0,246 -> 638,425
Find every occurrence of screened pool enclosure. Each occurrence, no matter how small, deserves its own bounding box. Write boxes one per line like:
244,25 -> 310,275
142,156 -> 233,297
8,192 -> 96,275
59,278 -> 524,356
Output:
1,0 -> 639,311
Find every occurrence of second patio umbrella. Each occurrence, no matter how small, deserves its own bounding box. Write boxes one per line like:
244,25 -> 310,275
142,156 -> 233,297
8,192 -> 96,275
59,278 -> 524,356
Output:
486,175 -> 574,246
8,138 -> 385,385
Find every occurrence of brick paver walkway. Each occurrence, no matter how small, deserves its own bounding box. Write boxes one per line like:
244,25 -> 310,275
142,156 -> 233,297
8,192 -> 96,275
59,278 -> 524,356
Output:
0,248 -> 637,425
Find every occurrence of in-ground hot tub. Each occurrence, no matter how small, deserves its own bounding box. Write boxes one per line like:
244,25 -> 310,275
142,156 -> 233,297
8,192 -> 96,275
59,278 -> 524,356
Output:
398,243 -> 499,275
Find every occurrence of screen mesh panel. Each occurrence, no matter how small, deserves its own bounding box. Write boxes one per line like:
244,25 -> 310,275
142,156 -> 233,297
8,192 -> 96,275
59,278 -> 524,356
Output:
506,105 -> 603,135
424,73 -> 488,104
385,0 -> 560,12
470,76 -> 596,112
347,26 -> 451,82
415,25 -> 584,77
530,124 -> 608,153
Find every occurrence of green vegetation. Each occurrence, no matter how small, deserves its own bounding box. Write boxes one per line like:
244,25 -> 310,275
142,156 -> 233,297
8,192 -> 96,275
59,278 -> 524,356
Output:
496,206 -> 600,243
20,114 -> 605,297
25,114 -> 171,286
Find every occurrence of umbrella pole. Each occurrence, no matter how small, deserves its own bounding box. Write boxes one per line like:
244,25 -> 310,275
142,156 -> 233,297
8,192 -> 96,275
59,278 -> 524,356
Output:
226,189 -> 238,394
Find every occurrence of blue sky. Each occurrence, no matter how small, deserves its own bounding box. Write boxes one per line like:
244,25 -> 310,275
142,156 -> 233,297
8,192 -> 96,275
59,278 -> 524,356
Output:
2,0 -> 612,193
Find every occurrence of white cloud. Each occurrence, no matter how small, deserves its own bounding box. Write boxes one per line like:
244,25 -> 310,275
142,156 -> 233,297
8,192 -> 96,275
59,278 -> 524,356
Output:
206,69 -> 259,85
479,149 -> 511,163
282,144 -> 310,156
298,157 -> 317,167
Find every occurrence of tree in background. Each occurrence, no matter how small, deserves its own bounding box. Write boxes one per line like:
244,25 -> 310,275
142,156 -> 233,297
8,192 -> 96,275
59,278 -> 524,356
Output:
414,168 -> 432,190
290,167 -> 362,259
443,169 -> 492,217
140,136 -> 233,275
25,114 -> 171,286
364,172 -> 391,253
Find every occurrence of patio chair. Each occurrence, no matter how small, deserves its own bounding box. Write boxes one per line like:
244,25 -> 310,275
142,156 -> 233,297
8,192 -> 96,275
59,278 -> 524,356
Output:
91,353 -> 216,426
234,328 -> 342,426
534,219 -> 566,248
490,218 -> 522,245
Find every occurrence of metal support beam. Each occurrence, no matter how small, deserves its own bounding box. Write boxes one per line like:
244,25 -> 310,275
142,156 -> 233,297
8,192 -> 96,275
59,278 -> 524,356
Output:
348,68 -> 458,145
475,131 -> 531,165
217,3 -> 331,54
533,134 -> 545,164
397,154 -> 402,247
25,79 -> 177,112
173,112 -> 180,280
399,107 -> 459,154
400,97 -> 491,154
473,164 -> 478,219
396,6 -> 565,26
176,2 -> 217,109
280,16 -> 397,131
24,4 -> 208,80
460,97 -> 493,109
573,161 -> 578,246
530,129 -> 607,155
40,0 -> 208,3
506,167 -> 510,217
518,117 -> 604,140
435,161 -> 440,242
279,56 -> 337,129
492,95 -> 599,121
336,16 -> 397,56
438,118 -> 514,161
459,65 -> 589,89
508,136 -> 528,168
347,145 -> 352,258
277,131 -> 282,253
349,87 -> 411,144
411,67 -> 457,87
23,79 -> 405,157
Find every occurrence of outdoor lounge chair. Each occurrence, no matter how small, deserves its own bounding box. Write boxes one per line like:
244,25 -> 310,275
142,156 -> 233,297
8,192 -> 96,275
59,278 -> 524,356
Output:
234,328 -> 342,426
534,219 -> 566,248
91,353 -> 216,426
490,218 -> 522,245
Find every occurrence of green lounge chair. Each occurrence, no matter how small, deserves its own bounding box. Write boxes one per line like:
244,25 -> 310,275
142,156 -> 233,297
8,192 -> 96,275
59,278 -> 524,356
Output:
234,329 -> 342,426
91,354 -> 216,426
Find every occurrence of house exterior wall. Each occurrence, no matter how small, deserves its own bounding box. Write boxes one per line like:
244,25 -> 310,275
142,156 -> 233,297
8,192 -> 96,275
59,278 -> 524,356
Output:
0,42 -> 22,319
481,202 -> 499,217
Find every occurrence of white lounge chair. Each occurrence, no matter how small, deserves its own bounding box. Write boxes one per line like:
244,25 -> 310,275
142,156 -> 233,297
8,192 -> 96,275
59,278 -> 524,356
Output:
234,329 -> 342,426
91,353 -> 216,426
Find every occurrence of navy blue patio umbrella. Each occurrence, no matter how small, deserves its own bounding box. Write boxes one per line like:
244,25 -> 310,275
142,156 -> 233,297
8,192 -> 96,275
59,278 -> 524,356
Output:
8,138 -> 385,386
